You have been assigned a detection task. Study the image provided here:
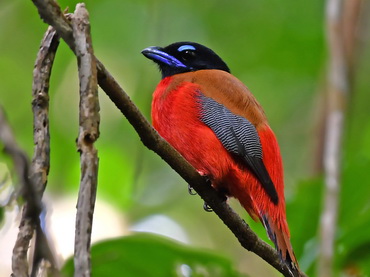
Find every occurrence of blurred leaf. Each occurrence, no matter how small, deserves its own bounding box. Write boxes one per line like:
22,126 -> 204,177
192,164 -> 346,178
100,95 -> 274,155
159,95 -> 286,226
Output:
335,156 -> 370,276
336,240 -> 370,277
97,145 -> 136,209
0,207 -> 3,225
337,29 -> 370,276
61,233 -> 245,277
286,177 -> 323,275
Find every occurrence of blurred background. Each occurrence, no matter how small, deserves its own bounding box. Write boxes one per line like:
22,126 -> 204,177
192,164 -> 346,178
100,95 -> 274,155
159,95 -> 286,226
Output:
0,0 -> 369,276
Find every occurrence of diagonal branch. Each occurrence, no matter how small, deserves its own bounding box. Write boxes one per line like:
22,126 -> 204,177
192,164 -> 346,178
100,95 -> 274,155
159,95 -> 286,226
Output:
30,1 -> 306,276
72,4 -> 100,277
0,106 -> 35,277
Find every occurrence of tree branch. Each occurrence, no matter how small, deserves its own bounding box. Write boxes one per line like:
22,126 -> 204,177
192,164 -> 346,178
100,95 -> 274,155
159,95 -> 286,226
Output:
30,1 -> 306,276
72,4 -> 100,277
7,25 -> 60,277
318,0 -> 360,277
30,26 -> 59,276
30,26 -> 60,277
31,26 -> 57,199
342,0 -> 363,81
0,107 -> 34,277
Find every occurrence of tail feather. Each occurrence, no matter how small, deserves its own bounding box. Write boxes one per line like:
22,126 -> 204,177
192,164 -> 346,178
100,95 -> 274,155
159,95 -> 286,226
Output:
261,215 -> 300,276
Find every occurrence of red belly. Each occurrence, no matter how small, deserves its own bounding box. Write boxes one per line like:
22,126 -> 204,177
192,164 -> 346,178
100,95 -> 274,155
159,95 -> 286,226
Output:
151,79 -> 259,215
151,77 -> 286,226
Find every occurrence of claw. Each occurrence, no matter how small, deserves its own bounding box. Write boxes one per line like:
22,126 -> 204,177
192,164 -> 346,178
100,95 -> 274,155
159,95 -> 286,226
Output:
197,169 -> 207,176
203,202 -> 213,212
188,184 -> 197,195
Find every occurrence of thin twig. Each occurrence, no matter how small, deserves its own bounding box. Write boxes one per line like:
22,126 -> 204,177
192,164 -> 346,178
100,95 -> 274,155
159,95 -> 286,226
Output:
30,26 -> 60,277
9,26 -> 60,277
72,4 -> 100,277
31,25 -> 58,205
0,107 -> 34,277
30,1 -> 306,276
32,224 -> 56,277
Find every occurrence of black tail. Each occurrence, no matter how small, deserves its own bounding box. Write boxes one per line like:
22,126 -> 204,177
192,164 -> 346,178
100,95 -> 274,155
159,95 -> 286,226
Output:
261,215 -> 301,276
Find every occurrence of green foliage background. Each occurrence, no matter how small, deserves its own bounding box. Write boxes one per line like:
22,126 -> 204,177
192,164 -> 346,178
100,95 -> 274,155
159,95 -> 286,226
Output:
0,0 -> 369,276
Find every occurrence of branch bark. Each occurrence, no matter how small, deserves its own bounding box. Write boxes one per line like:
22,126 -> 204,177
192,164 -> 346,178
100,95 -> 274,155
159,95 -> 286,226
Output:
31,26 -> 58,197
318,0 -> 362,277
30,1 -> 306,276
72,4 -> 100,277
30,25 -> 60,277
7,26 -> 60,277
0,107 -> 34,277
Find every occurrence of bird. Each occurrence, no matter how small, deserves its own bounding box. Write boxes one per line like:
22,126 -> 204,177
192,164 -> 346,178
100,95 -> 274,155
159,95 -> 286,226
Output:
142,41 -> 300,275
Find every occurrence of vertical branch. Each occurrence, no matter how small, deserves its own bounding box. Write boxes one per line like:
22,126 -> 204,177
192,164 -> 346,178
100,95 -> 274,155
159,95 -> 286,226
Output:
342,0 -> 363,81
30,26 -> 60,277
10,26 -> 60,277
319,0 -> 366,275
31,26 -> 58,200
313,0 -> 366,175
72,4 -> 100,277
319,0 -> 352,276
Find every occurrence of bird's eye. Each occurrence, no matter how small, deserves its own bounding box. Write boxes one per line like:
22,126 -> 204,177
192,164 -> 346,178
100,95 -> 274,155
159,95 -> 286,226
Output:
181,50 -> 196,61
177,45 -> 197,61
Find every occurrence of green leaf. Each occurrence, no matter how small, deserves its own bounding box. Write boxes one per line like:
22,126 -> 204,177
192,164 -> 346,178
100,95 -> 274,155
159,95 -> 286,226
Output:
286,177 -> 324,275
335,157 -> 370,276
61,233 -> 246,277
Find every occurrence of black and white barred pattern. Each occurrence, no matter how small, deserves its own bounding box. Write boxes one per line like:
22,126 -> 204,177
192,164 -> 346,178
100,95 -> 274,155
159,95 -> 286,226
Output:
199,94 -> 262,159
198,93 -> 279,204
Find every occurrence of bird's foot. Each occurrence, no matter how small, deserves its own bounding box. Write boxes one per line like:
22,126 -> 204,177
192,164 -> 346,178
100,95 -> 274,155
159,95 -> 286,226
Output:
190,169 -> 216,212
203,192 -> 228,212
197,169 -> 208,176
197,170 -> 213,186
188,184 -> 197,195
203,202 -> 213,212
188,170 -> 211,195
217,189 -> 228,202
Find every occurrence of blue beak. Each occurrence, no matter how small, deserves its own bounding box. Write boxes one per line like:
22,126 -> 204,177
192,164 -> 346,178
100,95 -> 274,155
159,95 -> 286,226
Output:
141,46 -> 187,68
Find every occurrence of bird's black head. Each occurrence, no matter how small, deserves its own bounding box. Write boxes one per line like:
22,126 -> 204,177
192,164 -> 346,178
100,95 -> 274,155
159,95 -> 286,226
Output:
141,42 -> 230,78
